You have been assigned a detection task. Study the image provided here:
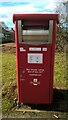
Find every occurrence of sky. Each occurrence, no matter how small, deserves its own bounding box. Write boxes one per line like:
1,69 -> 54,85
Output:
0,0 -> 67,28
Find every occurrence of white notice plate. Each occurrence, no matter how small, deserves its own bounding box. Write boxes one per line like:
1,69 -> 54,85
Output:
29,48 -> 41,51
28,53 -> 43,64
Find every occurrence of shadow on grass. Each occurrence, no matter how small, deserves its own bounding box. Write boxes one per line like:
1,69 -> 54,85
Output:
25,88 -> 68,112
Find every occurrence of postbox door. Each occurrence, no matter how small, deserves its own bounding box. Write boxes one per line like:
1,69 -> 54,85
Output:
19,44 -> 51,103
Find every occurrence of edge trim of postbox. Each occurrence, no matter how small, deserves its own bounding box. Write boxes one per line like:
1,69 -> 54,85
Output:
13,14 -> 59,23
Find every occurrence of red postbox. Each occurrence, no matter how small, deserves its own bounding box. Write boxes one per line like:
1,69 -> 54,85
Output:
13,14 -> 59,104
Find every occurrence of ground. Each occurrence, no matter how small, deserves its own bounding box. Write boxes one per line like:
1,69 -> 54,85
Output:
0,42 -> 68,119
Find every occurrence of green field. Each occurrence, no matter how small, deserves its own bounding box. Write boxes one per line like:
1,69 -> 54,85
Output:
0,51 -> 67,113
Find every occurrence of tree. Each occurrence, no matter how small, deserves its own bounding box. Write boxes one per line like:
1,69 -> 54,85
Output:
0,22 -> 9,31
55,1 -> 67,24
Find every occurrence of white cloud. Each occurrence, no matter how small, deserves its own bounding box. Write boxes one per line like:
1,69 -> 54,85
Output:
0,17 -> 10,22
55,0 -> 68,2
0,4 -> 39,14
44,4 -> 56,11
0,0 -> 9,2
43,0 -> 56,12
0,0 -> 28,2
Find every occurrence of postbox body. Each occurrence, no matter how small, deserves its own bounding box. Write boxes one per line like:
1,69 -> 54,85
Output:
13,14 -> 58,104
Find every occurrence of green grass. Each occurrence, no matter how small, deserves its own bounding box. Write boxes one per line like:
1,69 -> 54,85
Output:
54,52 -> 67,89
2,53 -> 16,84
1,52 -> 17,113
0,51 -> 67,113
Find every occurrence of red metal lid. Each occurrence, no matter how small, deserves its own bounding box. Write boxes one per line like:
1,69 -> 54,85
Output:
13,14 -> 59,23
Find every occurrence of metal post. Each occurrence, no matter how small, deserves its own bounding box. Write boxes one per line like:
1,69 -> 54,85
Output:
49,20 -> 53,43
18,20 -> 22,43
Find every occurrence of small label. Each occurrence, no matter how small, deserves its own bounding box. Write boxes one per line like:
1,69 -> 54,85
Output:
42,48 -> 47,51
20,47 -> 26,52
29,48 -> 41,51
